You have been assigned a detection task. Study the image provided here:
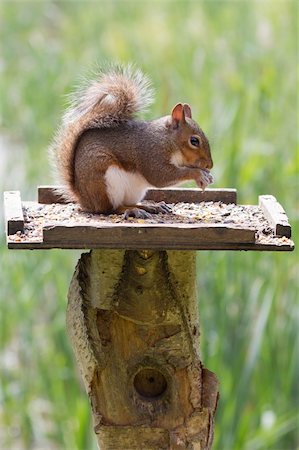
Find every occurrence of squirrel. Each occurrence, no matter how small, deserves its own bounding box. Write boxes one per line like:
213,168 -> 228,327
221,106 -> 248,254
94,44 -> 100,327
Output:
50,65 -> 213,219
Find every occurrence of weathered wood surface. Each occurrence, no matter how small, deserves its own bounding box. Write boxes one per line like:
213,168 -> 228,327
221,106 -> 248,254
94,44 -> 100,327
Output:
6,238 -> 295,251
145,188 -> 237,204
4,190 -> 294,251
42,223 -> 256,248
66,250 -> 219,449
3,191 -> 24,235
259,195 -> 291,238
38,185 -> 237,205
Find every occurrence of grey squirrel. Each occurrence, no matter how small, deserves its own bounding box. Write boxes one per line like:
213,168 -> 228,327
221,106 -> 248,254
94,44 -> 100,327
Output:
50,65 -> 213,218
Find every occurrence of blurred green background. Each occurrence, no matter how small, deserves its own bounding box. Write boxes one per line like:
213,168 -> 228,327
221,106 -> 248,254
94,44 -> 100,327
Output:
0,1 -> 298,449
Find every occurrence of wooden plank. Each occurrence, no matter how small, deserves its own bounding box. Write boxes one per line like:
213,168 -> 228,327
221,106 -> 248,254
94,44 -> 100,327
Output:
3,191 -> 24,235
259,195 -> 291,238
42,223 -> 255,249
38,185 -> 237,205
38,186 -> 67,204
6,237 -> 294,251
144,188 -> 237,204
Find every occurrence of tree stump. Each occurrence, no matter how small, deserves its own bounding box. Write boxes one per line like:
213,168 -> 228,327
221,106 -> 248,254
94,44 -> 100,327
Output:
67,249 -> 219,450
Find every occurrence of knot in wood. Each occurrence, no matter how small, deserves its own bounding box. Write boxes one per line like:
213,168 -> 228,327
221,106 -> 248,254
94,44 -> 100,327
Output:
134,265 -> 147,276
138,250 -> 155,260
133,368 -> 168,399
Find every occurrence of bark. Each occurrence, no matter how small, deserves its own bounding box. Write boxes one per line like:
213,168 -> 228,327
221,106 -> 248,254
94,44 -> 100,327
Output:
67,250 -> 219,450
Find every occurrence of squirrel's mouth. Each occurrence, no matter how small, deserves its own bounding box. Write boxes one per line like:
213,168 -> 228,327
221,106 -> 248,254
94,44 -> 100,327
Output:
185,164 -> 210,172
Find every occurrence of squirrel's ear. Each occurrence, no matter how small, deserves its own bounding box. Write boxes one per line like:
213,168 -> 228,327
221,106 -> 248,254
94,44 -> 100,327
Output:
171,103 -> 185,128
183,104 -> 192,119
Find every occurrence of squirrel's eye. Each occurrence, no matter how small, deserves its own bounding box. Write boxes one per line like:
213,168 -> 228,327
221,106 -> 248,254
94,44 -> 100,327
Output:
189,136 -> 200,147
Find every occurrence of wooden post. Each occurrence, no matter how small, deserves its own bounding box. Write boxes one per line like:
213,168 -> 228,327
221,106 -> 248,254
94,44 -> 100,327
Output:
67,249 -> 219,450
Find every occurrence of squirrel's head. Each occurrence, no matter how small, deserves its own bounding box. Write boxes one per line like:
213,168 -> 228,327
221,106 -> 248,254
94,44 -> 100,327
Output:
167,103 -> 213,170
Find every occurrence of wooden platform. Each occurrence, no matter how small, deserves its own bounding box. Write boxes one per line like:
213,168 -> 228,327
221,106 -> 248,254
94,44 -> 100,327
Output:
4,186 -> 294,251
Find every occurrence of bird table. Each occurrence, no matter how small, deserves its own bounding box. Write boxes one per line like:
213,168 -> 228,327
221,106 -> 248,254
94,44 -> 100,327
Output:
4,186 -> 294,450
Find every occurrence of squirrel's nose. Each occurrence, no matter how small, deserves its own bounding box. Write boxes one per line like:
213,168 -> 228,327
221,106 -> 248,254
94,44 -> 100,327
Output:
201,159 -> 213,170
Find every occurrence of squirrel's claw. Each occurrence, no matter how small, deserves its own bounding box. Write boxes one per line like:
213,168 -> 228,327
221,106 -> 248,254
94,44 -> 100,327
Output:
124,207 -> 153,220
123,201 -> 172,219
195,169 -> 214,190
156,201 -> 172,214
139,201 -> 172,214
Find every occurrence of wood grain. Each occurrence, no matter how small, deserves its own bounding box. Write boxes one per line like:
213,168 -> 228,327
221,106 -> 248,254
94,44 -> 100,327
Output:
42,223 -> 256,248
259,195 -> 291,238
66,250 -> 219,449
6,238 -> 295,251
144,187 -> 237,204
3,191 -> 24,235
38,185 -> 237,205
38,186 -> 67,204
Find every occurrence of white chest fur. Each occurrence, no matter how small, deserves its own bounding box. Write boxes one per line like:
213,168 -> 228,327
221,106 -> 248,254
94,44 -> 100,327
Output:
105,166 -> 151,209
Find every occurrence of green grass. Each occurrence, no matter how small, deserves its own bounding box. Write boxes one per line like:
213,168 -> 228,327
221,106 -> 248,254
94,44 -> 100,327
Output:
0,1 -> 298,449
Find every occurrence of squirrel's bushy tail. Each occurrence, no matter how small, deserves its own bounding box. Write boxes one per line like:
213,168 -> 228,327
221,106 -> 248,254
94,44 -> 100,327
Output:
49,64 -> 154,202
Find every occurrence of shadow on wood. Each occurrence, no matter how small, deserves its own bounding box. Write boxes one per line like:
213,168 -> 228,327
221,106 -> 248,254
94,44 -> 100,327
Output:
67,249 -> 219,450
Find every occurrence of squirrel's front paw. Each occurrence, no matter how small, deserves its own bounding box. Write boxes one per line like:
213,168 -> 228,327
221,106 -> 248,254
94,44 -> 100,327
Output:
195,169 -> 214,191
